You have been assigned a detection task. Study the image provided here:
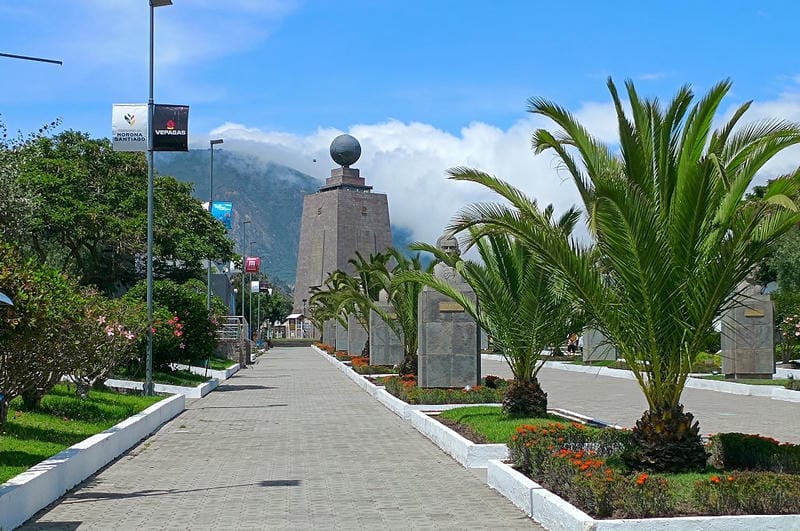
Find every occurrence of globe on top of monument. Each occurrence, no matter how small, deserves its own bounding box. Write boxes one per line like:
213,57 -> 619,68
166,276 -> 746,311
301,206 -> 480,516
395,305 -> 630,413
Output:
330,134 -> 361,168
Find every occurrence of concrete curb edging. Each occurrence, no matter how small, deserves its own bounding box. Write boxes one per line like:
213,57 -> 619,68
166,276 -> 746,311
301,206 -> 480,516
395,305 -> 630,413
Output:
0,394 -> 185,531
171,363 -> 240,381
104,377 -> 218,399
408,410 -> 508,468
487,459 -> 800,531
485,356 -> 800,403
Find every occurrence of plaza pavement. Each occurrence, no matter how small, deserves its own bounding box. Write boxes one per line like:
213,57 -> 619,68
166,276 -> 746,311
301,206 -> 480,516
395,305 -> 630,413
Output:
483,358 -> 800,444
18,348 -> 540,531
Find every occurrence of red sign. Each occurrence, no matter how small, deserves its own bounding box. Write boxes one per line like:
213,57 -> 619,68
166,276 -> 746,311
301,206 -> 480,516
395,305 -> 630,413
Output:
244,256 -> 260,273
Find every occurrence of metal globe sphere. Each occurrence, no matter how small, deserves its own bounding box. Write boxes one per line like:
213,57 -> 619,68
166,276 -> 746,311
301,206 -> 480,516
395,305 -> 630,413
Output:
330,134 -> 361,167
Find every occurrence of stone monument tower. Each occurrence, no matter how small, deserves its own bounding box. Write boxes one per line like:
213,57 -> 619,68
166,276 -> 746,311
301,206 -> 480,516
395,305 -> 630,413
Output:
293,134 -> 393,315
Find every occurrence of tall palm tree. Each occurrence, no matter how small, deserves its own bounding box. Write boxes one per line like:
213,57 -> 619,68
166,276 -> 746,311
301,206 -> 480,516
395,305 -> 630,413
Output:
377,248 -> 432,375
400,221 -> 583,416
450,79 -> 800,471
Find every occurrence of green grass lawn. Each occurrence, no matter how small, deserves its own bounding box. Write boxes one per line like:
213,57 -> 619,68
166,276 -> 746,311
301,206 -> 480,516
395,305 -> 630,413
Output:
186,357 -> 237,371
697,375 -> 793,386
438,406 -> 568,443
111,367 -> 210,387
0,384 -> 162,484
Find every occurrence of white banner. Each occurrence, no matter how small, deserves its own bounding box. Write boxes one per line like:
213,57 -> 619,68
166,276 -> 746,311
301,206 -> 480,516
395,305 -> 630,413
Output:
112,103 -> 147,152
250,280 -> 260,292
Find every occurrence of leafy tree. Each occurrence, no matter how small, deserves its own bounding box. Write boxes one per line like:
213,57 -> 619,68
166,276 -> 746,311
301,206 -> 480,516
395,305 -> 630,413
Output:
450,79 -> 800,472
401,223 -> 583,416
13,131 -> 234,294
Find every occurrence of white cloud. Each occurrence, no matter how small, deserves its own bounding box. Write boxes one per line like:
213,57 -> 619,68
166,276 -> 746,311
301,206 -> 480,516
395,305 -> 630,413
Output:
207,115 -> 588,248
204,90 -> 800,252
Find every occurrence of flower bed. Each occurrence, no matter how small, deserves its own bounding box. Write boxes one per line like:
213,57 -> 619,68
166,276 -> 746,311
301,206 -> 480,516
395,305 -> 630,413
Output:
383,374 -> 507,404
508,421 -> 800,518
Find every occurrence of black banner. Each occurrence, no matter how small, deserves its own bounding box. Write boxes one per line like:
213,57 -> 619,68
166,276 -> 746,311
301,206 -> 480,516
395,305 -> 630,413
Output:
152,104 -> 189,151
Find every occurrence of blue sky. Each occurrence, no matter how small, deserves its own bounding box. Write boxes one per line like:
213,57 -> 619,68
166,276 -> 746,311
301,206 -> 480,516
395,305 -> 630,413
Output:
3,1 -> 800,244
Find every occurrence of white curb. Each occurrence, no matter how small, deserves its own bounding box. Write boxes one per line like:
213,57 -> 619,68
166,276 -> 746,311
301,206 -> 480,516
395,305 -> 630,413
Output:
172,362 -> 240,381
104,377 -> 218,399
0,394 -> 185,531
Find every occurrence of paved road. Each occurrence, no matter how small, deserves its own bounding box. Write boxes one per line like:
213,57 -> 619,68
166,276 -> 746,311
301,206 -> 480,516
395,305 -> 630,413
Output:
483,358 -> 800,444
20,348 -> 540,531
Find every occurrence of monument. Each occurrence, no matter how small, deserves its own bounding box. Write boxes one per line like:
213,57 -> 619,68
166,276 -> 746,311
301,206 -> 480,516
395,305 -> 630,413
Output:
417,233 -> 480,388
721,276 -> 775,379
370,291 -> 404,366
348,313 -> 368,357
293,134 -> 393,322
582,328 -> 618,363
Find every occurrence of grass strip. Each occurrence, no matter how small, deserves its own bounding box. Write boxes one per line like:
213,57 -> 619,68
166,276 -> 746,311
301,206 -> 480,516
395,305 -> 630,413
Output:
438,405 -> 568,443
0,384 -> 162,484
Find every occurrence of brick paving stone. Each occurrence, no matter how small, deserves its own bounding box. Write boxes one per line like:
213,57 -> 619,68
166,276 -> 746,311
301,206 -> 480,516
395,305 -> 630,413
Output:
19,348 -> 540,531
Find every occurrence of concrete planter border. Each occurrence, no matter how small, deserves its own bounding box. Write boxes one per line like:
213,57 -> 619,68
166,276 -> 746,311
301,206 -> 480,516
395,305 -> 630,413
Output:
487,459 -> 800,531
408,410 -> 508,468
104,377 -> 218,399
172,362 -> 240,381
0,394 -> 185,531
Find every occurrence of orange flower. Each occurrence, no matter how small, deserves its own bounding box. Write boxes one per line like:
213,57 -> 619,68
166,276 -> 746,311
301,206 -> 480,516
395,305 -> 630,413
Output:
727,475 -> 735,482
710,476 -> 721,484
636,473 -> 648,485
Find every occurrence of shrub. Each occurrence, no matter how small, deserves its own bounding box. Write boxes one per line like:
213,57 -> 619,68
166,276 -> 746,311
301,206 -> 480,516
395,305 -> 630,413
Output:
707,433 -> 800,474
611,473 -> 675,518
124,279 -> 217,370
692,471 -> 800,515
383,375 -> 505,405
314,342 -> 335,354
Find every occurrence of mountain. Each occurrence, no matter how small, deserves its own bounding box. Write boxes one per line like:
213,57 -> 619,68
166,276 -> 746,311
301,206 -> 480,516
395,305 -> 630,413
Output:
155,149 -> 320,284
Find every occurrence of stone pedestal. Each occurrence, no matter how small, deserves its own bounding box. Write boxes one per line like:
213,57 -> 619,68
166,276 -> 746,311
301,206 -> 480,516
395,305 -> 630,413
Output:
335,321 -> 349,352
417,284 -> 480,388
582,328 -> 617,362
369,303 -> 404,366
322,319 -> 336,347
347,313 -> 368,356
722,284 -> 775,379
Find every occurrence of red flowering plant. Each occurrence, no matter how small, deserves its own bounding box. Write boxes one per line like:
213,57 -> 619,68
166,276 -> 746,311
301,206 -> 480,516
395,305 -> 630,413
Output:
66,289 -> 146,398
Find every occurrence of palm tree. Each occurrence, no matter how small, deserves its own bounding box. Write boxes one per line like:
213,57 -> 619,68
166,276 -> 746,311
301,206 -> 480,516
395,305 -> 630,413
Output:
400,221 -> 583,417
450,79 -> 800,472
377,248 -> 432,375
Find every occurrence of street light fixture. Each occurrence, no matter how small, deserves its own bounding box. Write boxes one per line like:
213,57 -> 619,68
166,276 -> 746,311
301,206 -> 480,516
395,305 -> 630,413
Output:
249,240 -> 256,340
145,0 -> 172,397
206,138 -> 224,311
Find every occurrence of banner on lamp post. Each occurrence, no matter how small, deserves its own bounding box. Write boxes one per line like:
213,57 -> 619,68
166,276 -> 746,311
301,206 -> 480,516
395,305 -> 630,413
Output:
152,104 -> 189,151
111,104 -> 148,152
250,280 -> 260,292
244,257 -> 260,273
210,201 -> 233,229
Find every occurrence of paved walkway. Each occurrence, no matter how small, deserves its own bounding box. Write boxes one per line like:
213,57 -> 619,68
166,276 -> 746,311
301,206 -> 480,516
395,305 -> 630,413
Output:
483,359 -> 800,444
20,348 -> 539,531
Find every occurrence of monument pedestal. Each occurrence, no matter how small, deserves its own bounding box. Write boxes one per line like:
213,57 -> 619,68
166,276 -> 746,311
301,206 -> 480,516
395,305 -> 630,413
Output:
721,287 -> 775,379
417,286 -> 480,388
370,302 -> 404,366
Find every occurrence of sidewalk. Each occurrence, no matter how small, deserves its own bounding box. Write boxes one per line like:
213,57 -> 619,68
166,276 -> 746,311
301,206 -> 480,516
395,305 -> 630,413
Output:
19,348 -> 540,530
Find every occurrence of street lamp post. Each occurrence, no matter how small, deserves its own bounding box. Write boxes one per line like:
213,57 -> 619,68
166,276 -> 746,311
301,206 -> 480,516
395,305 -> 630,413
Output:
240,219 -> 250,325
145,0 -> 172,397
206,138 -> 224,311
249,240 -> 256,340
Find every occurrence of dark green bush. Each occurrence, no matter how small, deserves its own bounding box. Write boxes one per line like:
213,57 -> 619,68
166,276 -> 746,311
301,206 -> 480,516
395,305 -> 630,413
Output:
707,433 -> 800,474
